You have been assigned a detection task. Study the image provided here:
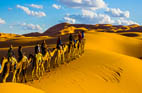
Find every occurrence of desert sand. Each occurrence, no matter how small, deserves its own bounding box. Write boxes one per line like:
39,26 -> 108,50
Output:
26,32 -> 142,93
0,23 -> 142,93
0,83 -> 44,93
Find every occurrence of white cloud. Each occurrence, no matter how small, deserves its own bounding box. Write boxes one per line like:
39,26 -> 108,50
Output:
58,0 -> 107,10
65,10 -> 139,25
16,5 -> 46,17
52,4 -> 61,10
105,8 -> 130,18
0,18 -> 6,24
29,4 -> 43,9
63,16 -> 76,24
65,9 -> 114,24
20,23 -> 43,31
116,18 -> 139,25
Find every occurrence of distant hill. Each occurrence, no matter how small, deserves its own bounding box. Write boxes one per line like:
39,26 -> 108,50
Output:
21,23 -> 142,37
23,32 -> 42,37
0,33 -> 22,38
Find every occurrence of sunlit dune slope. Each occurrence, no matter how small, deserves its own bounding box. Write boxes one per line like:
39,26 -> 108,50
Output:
86,32 -> 141,58
0,83 -> 44,93
29,32 -> 142,93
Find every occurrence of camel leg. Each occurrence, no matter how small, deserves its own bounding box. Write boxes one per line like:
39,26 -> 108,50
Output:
3,72 -> 9,83
57,54 -> 60,67
47,59 -> 50,71
12,70 -> 17,82
17,68 -> 22,82
37,66 -> 40,79
36,65 -> 39,79
72,47 -> 74,60
54,57 -> 57,68
22,69 -> 27,83
69,51 -> 72,61
72,48 -> 75,59
67,52 -> 70,62
41,63 -> 44,76
56,56 -> 59,67
62,53 -> 65,64
32,67 -> 35,79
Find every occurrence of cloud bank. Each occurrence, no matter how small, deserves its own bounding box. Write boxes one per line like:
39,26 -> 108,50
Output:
29,4 -> 43,9
52,4 -> 61,9
16,5 -> 46,17
58,0 -> 107,10
105,8 -> 130,18
0,18 -> 6,24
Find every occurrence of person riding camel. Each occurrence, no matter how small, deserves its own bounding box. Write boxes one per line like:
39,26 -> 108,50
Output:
8,45 -> 15,61
35,43 -> 41,54
56,36 -> 62,49
69,33 -> 73,44
18,46 -> 23,62
41,40 -> 47,56
74,39 -> 77,48
78,32 -> 82,43
81,31 -> 85,39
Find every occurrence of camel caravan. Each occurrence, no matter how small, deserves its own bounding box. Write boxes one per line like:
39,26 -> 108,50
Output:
0,31 -> 85,83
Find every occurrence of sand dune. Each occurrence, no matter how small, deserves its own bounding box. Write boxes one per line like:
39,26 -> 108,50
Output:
86,32 -> 141,58
26,32 -> 142,93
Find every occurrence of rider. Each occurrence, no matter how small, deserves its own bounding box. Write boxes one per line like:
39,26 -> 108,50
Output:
78,32 -> 82,43
81,31 -> 85,39
69,33 -> 73,44
74,39 -> 77,48
56,36 -> 62,49
8,45 -> 15,61
18,46 -> 23,61
35,43 -> 41,54
41,40 -> 47,56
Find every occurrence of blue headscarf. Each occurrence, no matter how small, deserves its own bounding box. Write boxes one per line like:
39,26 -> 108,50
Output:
82,31 -> 84,38
0,64 -> 2,70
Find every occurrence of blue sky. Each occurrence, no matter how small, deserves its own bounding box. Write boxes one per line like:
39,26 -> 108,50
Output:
0,0 -> 141,34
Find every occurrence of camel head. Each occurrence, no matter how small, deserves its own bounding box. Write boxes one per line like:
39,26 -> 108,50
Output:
28,54 -> 34,62
1,57 -> 8,64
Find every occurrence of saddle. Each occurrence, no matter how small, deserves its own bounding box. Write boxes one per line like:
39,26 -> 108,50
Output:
35,53 -> 43,66
22,56 -> 28,70
9,57 -> 17,72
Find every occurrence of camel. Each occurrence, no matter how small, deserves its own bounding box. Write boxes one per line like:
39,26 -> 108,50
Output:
29,49 -> 57,80
81,39 -> 86,53
61,44 -> 68,64
16,55 -> 30,83
67,41 -> 75,62
0,38 -> 85,83
0,57 -> 17,83
54,48 -> 62,68
77,39 -> 85,56
42,48 -> 57,72
72,40 -> 80,59
29,53 -> 43,80
0,55 -> 31,83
